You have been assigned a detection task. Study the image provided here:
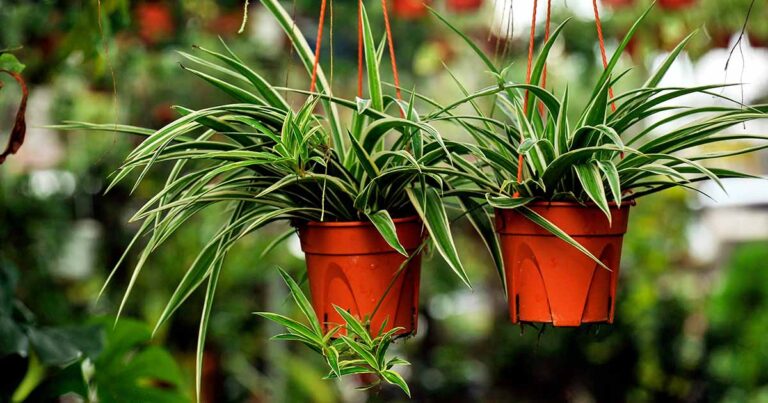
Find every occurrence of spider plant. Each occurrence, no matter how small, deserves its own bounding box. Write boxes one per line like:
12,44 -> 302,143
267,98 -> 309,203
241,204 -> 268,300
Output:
57,0 -> 469,397
258,269 -> 412,396
421,6 -> 768,267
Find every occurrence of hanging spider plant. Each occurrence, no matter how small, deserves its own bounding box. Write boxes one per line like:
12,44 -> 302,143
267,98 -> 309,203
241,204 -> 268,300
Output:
57,0 -> 470,397
427,5 -> 768,262
414,6 -> 768,325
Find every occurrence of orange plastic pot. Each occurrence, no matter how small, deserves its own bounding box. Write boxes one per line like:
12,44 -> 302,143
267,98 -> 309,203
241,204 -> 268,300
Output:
298,217 -> 424,337
495,202 -> 631,327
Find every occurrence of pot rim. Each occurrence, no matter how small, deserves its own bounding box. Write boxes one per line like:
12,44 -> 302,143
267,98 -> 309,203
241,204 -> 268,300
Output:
303,215 -> 421,228
496,200 -> 636,209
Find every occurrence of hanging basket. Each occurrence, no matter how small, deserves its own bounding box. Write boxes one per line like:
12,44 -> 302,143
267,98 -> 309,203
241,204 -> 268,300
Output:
299,217 -> 424,337
495,202 -> 631,327
447,0 -> 484,13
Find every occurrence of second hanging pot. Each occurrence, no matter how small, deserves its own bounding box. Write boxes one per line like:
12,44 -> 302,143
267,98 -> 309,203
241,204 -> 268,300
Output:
495,202 -> 631,327
298,216 -> 424,337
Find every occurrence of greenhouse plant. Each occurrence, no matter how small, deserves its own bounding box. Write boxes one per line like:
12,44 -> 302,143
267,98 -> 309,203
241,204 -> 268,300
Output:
427,6 -> 768,327
57,0 -> 481,398
38,0 -> 768,399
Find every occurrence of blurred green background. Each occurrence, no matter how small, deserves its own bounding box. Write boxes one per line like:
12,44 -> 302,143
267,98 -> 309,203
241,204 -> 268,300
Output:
2,0 -> 768,401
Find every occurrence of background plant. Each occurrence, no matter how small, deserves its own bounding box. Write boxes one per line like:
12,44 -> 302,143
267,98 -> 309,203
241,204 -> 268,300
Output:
0,261 -> 188,402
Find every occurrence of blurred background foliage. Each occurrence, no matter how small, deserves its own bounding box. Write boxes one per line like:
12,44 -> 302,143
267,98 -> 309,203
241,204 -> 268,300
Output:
1,0 -> 767,401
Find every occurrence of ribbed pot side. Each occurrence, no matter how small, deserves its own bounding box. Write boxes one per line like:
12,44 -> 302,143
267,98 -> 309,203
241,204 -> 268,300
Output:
495,202 -> 631,327
298,216 -> 424,336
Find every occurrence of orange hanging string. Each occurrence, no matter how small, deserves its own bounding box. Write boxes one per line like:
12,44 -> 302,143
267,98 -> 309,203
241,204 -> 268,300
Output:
381,0 -> 405,117
514,0 -> 538,197
592,0 -> 616,112
521,0 -> 537,116
537,0 -> 551,116
309,0 -> 329,93
357,0 -> 364,97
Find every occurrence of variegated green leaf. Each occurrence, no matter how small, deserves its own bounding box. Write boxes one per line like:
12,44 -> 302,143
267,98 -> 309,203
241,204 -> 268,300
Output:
366,210 -> 408,256
407,187 -> 470,287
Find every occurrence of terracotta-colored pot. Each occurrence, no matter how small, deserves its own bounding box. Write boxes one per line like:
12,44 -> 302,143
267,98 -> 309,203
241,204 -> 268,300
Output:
658,0 -> 696,10
393,0 -> 430,19
447,0 -> 483,12
299,217 -> 424,337
495,202 -> 631,327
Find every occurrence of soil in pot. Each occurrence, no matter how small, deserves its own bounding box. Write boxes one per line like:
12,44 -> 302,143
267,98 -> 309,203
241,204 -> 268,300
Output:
495,202 -> 631,327
299,216 -> 424,337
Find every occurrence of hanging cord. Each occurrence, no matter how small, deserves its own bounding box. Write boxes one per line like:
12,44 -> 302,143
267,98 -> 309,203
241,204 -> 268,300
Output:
310,0 -> 329,92
494,0 -> 513,63
357,0 -> 364,97
499,0 -> 514,61
591,0 -> 616,112
538,0 -> 551,116
314,0 -> 402,109
521,0 -> 538,117
514,0 -> 538,197
381,0 -> 405,114
284,0 -> 298,103
95,0 -> 119,164
330,0 -> 335,88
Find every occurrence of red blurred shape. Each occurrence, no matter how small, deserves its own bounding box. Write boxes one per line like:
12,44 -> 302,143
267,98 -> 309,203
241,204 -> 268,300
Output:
658,0 -> 696,10
135,2 -> 175,46
393,0 -> 431,19
447,0 -> 484,13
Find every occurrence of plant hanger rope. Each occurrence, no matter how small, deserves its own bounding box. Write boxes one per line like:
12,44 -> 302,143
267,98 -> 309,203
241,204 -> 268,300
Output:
515,0 -> 620,196
310,0 -> 404,108
381,0 -> 404,105
592,0 -> 616,112
309,0 -> 328,92
357,0 -> 365,97
539,0 -> 552,116
514,0 -> 545,197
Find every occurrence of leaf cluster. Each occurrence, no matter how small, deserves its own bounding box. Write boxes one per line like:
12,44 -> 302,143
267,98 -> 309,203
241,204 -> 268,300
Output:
423,6 -> 768,271
257,269 -> 411,397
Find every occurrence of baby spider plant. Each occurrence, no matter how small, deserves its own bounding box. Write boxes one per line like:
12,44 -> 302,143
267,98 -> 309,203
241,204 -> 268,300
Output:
258,269 -> 412,396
